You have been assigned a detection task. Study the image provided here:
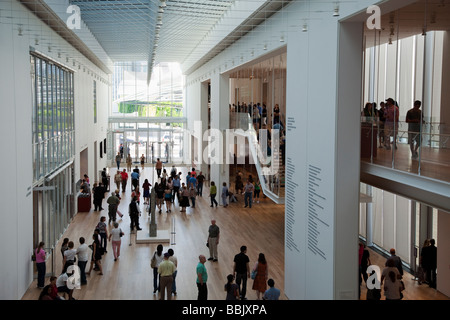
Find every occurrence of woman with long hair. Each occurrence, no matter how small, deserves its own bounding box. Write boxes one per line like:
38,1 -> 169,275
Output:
164,186 -> 172,213
179,184 -> 190,212
384,270 -> 404,300
252,253 -> 268,300
35,241 -> 46,288
38,285 -> 53,300
142,179 -> 151,205
86,233 -> 103,276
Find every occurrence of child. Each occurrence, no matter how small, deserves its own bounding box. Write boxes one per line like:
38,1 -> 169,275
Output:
228,190 -> 238,203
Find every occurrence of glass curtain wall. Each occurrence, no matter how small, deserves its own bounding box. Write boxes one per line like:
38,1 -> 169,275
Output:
361,1 -> 450,183
33,164 -> 75,276
31,52 -> 75,258
110,61 -> 185,164
31,52 -> 75,182
359,182 -> 439,273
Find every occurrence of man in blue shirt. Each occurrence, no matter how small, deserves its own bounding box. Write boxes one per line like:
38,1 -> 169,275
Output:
188,174 -> 197,190
196,255 -> 208,300
172,175 -> 181,203
131,169 -> 139,191
263,279 -> 280,300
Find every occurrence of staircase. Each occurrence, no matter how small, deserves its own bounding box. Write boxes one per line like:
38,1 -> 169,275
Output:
231,112 -> 285,204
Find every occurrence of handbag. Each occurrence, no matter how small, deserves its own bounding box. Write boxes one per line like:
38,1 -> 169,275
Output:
151,252 -> 157,268
251,262 -> 258,279
120,229 -> 124,237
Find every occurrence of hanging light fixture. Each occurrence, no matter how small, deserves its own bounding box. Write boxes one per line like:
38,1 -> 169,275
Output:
302,22 -> 308,32
333,2 -> 340,17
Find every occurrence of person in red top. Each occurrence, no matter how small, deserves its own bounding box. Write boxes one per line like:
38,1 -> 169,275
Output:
120,169 -> 128,193
48,276 -> 63,300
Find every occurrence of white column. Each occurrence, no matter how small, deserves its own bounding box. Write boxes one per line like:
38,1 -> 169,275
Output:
209,72 -> 230,204
284,20 -> 362,300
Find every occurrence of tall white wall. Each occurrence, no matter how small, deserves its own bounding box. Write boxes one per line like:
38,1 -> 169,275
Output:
0,0 -> 110,299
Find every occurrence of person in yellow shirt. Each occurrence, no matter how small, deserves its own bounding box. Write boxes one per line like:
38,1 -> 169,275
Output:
158,252 -> 176,300
209,181 -> 218,207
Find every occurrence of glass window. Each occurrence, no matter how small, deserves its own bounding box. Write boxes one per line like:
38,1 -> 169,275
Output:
31,53 -> 75,182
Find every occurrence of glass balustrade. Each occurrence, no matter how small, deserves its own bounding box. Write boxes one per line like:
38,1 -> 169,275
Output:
360,116 -> 450,183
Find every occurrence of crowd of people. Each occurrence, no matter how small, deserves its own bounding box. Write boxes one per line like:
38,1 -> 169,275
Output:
34,160 -> 280,301
362,98 -> 424,159
231,101 -> 286,165
200,226 -> 280,301
359,239 -> 437,300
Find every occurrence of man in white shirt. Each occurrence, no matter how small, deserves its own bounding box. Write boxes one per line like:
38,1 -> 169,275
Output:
76,237 -> 89,285
56,264 -> 76,300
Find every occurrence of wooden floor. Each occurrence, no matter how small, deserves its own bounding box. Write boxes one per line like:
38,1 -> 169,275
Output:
22,165 -> 449,300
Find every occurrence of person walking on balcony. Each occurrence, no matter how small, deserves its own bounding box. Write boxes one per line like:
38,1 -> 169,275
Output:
384,98 -> 399,150
406,100 -> 423,160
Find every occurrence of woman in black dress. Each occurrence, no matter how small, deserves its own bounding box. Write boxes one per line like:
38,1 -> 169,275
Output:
87,234 -> 103,276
